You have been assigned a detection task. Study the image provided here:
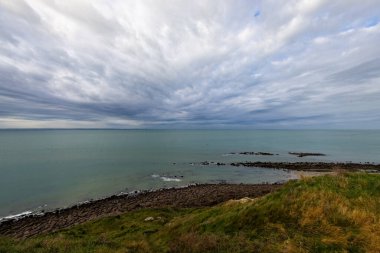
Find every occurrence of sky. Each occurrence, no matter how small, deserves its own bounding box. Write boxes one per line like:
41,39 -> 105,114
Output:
0,0 -> 380,129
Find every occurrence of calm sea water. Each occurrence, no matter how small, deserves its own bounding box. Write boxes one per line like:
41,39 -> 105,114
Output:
0,129 -> 379,218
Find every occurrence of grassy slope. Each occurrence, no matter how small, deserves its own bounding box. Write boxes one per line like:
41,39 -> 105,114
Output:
1,173 -> 380,253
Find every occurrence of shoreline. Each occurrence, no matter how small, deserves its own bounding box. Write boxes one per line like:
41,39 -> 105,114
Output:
0,184 -> 198,223
1,161 -> 379,239
0,183 -> 282,239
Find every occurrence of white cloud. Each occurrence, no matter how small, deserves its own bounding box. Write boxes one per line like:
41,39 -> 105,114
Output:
0,0 -> 379,128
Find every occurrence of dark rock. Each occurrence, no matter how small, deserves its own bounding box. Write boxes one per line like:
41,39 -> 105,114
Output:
257,152 -> 274,156
230,161 -> 380,172
288,152 -> 326,157
238,152 -> 274,156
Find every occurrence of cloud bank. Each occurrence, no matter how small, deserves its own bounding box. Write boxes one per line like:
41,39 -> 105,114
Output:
1,0 -> 380,128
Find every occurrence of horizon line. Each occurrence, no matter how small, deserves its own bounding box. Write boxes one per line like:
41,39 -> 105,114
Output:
0,128 -> 378,131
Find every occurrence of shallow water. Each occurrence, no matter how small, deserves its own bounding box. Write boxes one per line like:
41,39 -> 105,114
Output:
0,129 -> 379,218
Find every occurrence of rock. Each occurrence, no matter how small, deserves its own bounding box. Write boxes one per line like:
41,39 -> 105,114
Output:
144,217 -> 154,221
229,161 -> 380,172
288,152 -> 326,157
143,229 -> 158,234
238,197 -> 255,203
237,152 -> 274,156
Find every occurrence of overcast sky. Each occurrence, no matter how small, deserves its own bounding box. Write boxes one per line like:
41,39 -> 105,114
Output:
1,0 -> 380,129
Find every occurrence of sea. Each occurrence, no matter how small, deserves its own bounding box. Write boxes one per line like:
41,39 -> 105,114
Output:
0,129 -> 379,219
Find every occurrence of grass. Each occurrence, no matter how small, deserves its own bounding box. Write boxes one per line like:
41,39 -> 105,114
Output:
1,173 -> 380,252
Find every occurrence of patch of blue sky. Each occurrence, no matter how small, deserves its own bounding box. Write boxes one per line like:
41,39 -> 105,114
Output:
364,16 -> 379,27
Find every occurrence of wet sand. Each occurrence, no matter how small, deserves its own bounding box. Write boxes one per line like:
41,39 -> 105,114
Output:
0,183 -> 282,239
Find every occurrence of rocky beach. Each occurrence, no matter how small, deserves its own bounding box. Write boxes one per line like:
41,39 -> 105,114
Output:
0,183 -> 281,238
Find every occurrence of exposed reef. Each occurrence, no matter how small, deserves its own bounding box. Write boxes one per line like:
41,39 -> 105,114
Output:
230,161 -> 380,172
288,152 -> 326,157
230,152 -> 276,155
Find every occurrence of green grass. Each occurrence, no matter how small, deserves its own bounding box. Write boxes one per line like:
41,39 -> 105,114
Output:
1,173 -> 380,252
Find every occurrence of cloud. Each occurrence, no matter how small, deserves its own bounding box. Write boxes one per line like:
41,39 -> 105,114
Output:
0,0 -> 380,128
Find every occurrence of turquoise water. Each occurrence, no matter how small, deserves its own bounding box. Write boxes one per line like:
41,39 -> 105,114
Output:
0,129 -> 379,218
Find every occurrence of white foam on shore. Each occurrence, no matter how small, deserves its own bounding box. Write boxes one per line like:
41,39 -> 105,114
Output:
151,174 -> 182,182
160,176 -> 182,182
0,211 -> 33,221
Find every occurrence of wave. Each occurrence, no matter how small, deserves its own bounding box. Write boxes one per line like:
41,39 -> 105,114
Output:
160,176 -> 182,182
0,210 -> 33,222
151,174 -> 182,182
